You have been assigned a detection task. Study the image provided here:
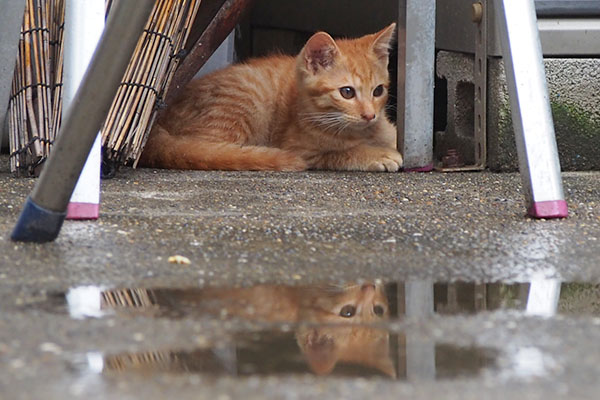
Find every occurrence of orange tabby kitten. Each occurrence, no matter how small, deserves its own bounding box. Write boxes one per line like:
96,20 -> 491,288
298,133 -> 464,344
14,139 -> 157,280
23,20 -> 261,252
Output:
101,283 -> 395,377
292,283 -> 396,376
169,282 -> 396,376
139,24 -> 402,172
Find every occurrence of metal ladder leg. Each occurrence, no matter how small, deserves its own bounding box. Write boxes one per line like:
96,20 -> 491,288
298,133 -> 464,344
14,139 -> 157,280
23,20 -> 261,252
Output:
397,0 -> 436,171
493,0 -> 568,219
11,0 -> 155,242
63,0 -> 106,220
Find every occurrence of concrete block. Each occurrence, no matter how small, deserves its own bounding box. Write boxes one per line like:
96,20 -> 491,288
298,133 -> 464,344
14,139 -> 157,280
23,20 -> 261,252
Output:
435,51 -> 478,166
436,50 -> 600,171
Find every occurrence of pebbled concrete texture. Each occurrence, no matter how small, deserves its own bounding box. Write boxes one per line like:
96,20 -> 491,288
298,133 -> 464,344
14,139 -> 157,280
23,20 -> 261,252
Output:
1,154 -> 600,399
436,51 -> 600,171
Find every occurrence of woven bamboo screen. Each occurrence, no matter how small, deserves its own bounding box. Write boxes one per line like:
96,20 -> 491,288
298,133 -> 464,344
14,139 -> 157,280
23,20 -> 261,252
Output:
101,0 -> 201,166
8,0 -> 65,175
7,0 -> 201,174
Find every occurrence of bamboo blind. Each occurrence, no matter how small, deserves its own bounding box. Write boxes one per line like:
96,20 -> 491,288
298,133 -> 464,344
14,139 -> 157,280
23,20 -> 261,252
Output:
7,0 -> 202,174
101,0 -> 201,166
8,0 -> 65,175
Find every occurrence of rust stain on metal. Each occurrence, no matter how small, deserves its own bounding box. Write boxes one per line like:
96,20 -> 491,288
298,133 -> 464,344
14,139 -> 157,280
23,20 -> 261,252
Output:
442,149 -> 465,168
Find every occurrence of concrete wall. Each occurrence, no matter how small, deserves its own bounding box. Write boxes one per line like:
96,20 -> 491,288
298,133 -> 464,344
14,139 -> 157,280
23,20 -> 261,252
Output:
250,0 -> 398,38
436,50 -> 600,171
488,57 -> 600,171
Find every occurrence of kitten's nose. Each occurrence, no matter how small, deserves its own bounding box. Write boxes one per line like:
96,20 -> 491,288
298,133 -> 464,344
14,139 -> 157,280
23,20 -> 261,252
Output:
361,284 -> 376,303
361,113 -> 376,122
361,283 -> 376,292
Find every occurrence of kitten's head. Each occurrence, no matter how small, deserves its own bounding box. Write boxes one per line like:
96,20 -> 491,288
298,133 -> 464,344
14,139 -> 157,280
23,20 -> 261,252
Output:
298,282 -> 390,324
296,283 -> 396,377
296,24 -> 396,133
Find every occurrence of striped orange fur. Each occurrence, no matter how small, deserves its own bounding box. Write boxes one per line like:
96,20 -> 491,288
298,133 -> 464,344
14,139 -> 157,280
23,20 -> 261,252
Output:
139,24 -> 402,172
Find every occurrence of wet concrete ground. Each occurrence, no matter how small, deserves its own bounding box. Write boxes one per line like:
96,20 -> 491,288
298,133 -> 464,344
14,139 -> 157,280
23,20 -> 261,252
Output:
1,153 -> 600,399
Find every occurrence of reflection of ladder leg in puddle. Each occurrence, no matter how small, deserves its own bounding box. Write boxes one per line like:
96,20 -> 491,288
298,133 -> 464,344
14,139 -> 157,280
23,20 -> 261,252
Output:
493,0 -> 568,219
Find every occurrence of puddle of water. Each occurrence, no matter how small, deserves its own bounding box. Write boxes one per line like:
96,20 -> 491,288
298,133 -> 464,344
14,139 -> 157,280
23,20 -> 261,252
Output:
54,282 -> 517,380
71,331 -> 497,380
59,280 -> 600,321
48,280 -> 586,381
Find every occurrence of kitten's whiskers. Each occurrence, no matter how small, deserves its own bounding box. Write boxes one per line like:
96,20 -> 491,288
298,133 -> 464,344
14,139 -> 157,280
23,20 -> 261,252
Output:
300,112 -> 357,135
385,104 -> 397,113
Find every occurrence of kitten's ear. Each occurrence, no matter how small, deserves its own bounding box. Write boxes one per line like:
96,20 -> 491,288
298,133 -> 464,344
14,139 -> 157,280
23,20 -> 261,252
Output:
301,330 -> 338,375
371,23 -> 396,61
302,32 -> 339,74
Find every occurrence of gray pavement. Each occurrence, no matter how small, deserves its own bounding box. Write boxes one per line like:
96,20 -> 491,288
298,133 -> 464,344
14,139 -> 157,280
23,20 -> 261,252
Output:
1,153 -> 600,399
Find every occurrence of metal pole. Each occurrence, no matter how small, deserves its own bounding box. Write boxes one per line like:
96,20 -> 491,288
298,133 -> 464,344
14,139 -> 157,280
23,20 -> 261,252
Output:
397,0 -> 435,171
0,0 -> 26,140
493,0 -> 568,218
11,0 -> 156,242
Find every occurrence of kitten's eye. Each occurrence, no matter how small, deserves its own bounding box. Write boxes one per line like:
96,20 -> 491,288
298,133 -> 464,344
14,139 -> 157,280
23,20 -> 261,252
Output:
339,86 -> 356,99
373,305 -> 385,317
339,305 -> 356,318
373,85 -> 385,97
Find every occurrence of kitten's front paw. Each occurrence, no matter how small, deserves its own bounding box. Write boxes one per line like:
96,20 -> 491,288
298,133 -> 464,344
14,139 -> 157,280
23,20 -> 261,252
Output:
367,149 -> 403,172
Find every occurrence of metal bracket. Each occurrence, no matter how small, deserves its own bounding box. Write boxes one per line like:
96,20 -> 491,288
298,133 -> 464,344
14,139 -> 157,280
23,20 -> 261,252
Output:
438,1 -> 487,172
473,0 -> 487,169
397,0 -> 436,171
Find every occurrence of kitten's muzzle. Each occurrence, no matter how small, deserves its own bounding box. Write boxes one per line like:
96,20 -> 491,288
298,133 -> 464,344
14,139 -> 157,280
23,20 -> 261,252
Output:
361,113 -> 376,122
361,283 -> 376,292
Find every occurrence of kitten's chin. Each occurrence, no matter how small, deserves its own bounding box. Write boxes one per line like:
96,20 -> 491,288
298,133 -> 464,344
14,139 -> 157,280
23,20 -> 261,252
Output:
351,119 -> 378,131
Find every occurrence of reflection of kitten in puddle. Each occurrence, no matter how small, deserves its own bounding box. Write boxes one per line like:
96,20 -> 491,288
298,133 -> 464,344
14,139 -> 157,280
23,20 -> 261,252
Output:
292,283 -> 395,377
101,283 -> 395,377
